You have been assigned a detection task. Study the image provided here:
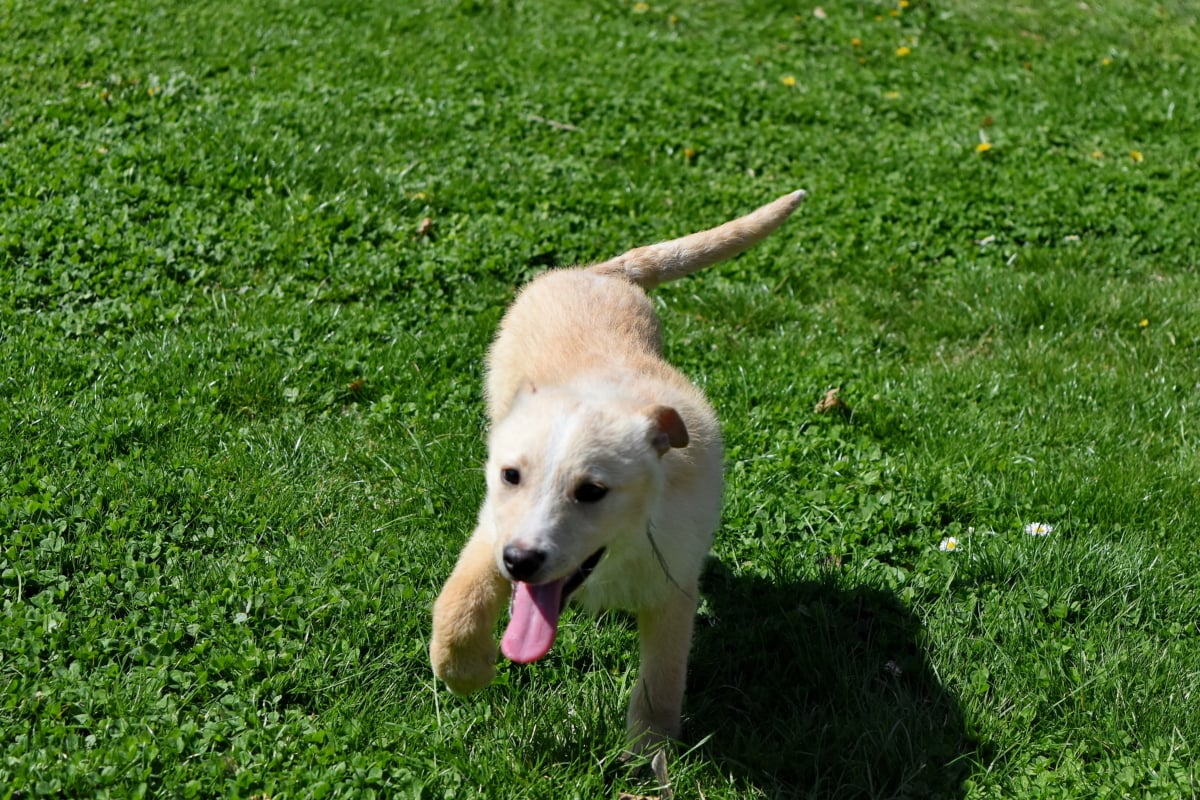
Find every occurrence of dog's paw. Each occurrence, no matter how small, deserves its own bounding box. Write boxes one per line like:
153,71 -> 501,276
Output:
621,746 -> 672,792
430,630 -> 498,695
623,725 -> 674,760
430,540 -> 510,695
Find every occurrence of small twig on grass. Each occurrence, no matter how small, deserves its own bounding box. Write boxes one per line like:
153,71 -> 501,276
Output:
527,113 -> 582,132
397,160 -> 420,180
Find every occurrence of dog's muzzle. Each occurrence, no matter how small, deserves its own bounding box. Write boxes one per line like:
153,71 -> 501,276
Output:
500,547 -> 607,664
561,547 -> 605,607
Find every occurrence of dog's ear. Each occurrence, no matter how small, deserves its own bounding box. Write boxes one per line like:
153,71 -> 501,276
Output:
645,405 -> 688,455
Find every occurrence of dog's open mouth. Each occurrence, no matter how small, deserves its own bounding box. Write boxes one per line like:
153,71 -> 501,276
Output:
501,547 -> 605,664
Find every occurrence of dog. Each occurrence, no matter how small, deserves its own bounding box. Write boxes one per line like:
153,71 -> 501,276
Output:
429,190 -> 805,750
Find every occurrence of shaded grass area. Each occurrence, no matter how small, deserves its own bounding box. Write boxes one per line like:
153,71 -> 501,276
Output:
3,0 -> 1198,797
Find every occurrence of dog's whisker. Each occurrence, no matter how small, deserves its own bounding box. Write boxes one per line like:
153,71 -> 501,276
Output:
646,522 -> 695,602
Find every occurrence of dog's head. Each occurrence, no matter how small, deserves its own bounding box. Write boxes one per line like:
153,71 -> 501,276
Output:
483,383 -> 688,662
486,384 -> 688,582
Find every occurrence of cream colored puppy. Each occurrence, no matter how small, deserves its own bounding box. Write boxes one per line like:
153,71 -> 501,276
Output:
430,190 -> 805,749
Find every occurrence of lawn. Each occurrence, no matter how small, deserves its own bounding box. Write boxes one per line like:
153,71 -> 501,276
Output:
2,0 -> 1198,797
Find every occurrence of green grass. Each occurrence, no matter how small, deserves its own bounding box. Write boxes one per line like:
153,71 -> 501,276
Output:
2,0 -> 1198,797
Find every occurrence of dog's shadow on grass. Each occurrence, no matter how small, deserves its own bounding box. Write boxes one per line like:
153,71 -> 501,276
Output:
686,559 -> 984,799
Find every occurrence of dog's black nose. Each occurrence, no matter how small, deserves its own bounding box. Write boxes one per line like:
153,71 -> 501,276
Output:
503,545 -> 546,582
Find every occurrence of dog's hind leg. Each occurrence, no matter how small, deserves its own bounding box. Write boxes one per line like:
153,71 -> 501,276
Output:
626,588 -> 699,752
430,526 -> 511,694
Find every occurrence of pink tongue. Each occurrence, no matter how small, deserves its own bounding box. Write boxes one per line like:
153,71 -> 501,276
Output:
501,578 -> 567,663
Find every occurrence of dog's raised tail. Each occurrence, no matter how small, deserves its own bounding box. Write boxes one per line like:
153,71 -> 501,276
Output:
589,189 -> 806,289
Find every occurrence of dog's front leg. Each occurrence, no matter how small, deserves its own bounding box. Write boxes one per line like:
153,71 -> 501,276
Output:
626,589 -> 698,753
430,526 -> 511,694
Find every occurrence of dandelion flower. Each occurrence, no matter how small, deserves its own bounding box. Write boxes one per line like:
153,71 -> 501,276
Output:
883,90 -> 900,99
851,37 -> 862,47
1102,57 -> 1112,66
939,537 -> 960,552
1139,318 -> 1150,328
633,1 -> 649,12
1025,522 -> 1054,537
899,0 -> 910,6
1130,150 -> 1144,163
895,46 -> 911,57
781,75 -> 797,87
1092,150 -> 1104,159
975,142 -> 992,153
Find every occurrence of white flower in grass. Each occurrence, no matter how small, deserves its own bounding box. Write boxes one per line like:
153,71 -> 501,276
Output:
1025,522 -> 1055,536
938,536 -> 960,552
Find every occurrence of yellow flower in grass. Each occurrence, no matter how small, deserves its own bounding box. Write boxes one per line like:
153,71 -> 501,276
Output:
895,46 -> 911,56
1130,149 -> 1144,163
633,1 -> 649,12
883,91 -> 900,99
975,142 -> 992,153
1092,150 -> 1105,159
781,75 -> 797,87
851,37 -> 862,47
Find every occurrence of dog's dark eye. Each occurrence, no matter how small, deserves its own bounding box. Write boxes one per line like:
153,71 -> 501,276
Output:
574,482 -> 608,503
501,467 -> 521,486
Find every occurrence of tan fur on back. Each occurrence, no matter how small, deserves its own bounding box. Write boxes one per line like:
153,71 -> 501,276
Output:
486,269 -> 670,422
